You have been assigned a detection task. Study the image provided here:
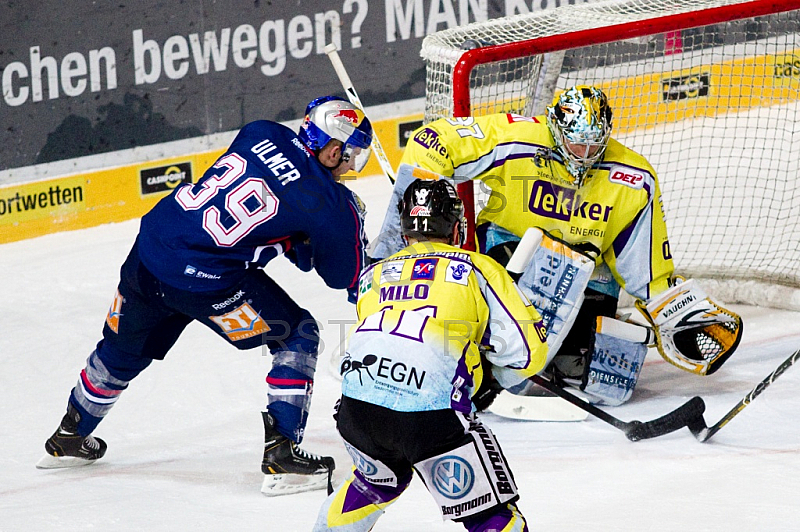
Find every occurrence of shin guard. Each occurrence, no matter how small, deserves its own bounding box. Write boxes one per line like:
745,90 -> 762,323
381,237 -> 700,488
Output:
69,349 -> 140,436
313,469 -> 410,532
267,349 -> 318,442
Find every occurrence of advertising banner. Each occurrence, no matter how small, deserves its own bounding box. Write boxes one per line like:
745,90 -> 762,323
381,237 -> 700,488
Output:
0,1 -> 587,173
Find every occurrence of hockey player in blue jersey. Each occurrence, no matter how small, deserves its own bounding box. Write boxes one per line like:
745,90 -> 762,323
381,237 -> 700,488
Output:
37,95 -> 373,496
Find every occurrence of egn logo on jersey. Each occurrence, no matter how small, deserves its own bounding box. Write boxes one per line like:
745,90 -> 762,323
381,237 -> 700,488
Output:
445,262 -> 472,286
432,456 -> 474,499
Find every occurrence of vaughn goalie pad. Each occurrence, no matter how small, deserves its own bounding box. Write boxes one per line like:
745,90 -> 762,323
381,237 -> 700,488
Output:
638,278 -> 743,376
581,329 -> 648,406
508,227 -> 595,363
552,316 -> 649,406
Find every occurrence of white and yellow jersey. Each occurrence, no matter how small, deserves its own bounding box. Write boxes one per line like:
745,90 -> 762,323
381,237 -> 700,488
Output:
342,241 -> 547,413
400,114 -> 674,300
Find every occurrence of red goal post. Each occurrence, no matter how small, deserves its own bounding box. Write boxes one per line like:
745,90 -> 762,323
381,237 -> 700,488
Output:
420,0 -> 800,309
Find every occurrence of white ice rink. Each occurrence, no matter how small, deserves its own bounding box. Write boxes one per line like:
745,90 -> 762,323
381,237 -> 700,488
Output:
2,174 -> 800,531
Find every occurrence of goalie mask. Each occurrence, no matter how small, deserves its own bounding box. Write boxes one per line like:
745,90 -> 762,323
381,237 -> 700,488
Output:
299,96 -> 373,172
546,85 -> 613,186
399,178 -> 465,245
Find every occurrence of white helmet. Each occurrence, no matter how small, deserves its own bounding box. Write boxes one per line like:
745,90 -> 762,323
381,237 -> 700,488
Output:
298,96 -> 373,172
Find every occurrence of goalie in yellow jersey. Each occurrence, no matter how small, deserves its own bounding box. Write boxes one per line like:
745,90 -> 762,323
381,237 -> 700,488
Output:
371,85 -> 743,406
314,179 -> 546,532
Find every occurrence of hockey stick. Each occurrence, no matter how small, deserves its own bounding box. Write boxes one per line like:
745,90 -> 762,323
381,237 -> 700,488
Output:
688,348 -> 800,442
530,374 -> 706,441
488,389 -> 589,422
324,43 -> 396,184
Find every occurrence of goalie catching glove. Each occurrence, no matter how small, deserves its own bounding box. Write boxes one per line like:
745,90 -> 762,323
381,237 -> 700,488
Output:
637,278 -> 743,375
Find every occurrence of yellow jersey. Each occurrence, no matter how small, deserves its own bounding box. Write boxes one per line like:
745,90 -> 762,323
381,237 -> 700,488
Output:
400,114 -> 674,300
341,241 -> 547,413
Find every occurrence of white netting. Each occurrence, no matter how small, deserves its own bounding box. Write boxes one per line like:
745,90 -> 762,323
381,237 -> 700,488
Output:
422,0 -> 800,309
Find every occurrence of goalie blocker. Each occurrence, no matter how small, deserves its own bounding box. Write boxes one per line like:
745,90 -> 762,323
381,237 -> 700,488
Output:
637,278 -> 743,376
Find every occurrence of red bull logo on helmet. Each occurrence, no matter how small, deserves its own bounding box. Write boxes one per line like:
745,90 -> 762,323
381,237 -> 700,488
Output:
334,108 -> 363,125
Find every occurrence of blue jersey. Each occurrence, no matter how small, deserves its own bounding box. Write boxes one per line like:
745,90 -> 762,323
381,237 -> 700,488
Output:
137,120 -> 368,292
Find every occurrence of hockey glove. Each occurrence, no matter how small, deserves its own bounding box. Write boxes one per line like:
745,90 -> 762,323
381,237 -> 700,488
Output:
285,239 -> 314,272
473,372 -> 504,412
347,286 -> 358,305
637,278 -> 743,376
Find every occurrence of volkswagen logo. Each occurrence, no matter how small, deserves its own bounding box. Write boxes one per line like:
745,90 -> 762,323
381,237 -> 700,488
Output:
431,456 -> 474,499
344,441 -> 378,476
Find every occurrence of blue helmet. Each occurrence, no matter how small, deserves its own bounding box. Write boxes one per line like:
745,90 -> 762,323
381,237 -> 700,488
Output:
298,96 -> 373,172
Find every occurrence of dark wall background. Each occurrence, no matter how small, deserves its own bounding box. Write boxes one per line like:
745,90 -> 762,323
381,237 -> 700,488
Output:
1,0 -> 590,172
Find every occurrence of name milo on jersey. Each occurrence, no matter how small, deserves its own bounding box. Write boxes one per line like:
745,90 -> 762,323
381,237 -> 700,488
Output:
380,283 -> 429,303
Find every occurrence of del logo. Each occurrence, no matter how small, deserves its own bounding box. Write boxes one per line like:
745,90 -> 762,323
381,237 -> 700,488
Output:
505,113 -> 540,124
529,180 -> 613,222
105,289 -> 124,333
411,258 -> 438,280
140,162 -> 192,195
209,302 -> 270,341
609,169 -> 644,189
432,456 -> 474,499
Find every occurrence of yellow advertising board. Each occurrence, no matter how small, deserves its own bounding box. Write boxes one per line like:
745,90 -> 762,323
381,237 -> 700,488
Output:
0,112 -> 424,244
601,48 -> 800,133
3,43 -> 798,246
0,151 -> 223,244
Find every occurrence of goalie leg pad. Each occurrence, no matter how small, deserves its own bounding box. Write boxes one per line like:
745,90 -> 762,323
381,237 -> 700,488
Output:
581,331 -> 648,406
459,503 -> 529,532
640,278 -> 743,376
510,228 -> 596,364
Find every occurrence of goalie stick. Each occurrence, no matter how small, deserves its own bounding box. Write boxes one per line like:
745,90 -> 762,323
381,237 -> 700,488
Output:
688,348 -> 800,442
324,43 -> 396,184
529,373 -> 706,441
488,389 -> 589,422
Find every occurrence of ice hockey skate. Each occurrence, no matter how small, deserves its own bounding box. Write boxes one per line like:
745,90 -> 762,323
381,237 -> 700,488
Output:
36,404 -> 107,469
260,412 -> 334,496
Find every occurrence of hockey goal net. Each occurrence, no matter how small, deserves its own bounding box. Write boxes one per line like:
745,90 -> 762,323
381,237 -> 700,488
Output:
421,0 -> 800,309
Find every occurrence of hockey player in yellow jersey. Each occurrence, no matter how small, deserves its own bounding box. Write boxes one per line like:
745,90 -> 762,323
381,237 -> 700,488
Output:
372,85 -> 742,407
313,179 -> 546,532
